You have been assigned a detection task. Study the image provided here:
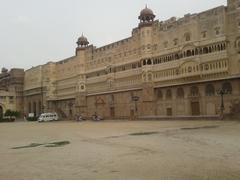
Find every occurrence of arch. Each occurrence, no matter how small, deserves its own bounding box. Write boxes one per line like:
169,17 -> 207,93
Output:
143,60 -> 146,66
153,59 -> 157,65
221,44 -> 224,51
203,47 -> 209,54
195,48 -> 199,55
147,59 -> 152,65
223,43 -> 226,50
208,46 -> 212,53
190,86 -> 199,97
28,102 -> 31,114
214,45 -> 217,51
166,89 -> 172,100
0,105 -> 3,119
222,82 -> 232,94
235,37 -> 240,49
192,50 -> 195,56
156,89 -> 163,100
205,84 -> 215,96
186,50 -> 192,57
175,53 -> 179,59
184,32 -> 191,41
177,88 -> 185,99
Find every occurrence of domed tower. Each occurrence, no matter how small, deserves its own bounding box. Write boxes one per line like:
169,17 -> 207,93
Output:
138,5 -> 156,104
137,6 -> 155,64
76,34 -> 89,49
138,5 -> 156,27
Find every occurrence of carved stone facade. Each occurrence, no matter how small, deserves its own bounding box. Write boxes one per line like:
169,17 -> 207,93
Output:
24,1 -> 240,119
0,68 -> 24,118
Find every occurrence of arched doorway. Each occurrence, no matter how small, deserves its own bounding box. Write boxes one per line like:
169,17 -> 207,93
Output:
0,106 -> 3,119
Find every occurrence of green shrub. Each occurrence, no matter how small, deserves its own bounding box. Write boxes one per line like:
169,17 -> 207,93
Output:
0,117 -> 15,122
27,117 -> 38,121
4,109 -> 21,118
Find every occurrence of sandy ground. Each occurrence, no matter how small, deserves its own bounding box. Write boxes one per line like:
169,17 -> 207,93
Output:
0,120 -> 240,180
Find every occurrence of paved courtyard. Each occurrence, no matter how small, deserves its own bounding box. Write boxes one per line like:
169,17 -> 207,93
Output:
0,120 -> 240,180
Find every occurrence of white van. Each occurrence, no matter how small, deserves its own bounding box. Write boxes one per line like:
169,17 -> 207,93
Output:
38,113 -> 59,122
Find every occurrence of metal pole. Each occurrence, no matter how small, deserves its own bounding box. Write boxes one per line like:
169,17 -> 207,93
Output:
217,89 -> 226,120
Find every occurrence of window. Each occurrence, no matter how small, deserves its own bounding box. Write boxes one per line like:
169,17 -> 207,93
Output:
166,89 -> 172,100
147,59 -> 152,65
222,82 -> 232,94
190,86 -> 199,97
215,27 -> 220,35
164,41 -> 168,48
177,88 -> 184,99
205,84 -> 215,96
157,90 -> 163,99
186,50 -> 192,57
173,38 -> 178,46
202,31 -> 207,38
28,102 -> 31,113
184,33 -> 191,41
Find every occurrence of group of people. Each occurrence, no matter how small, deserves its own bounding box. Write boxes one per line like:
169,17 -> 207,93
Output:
75,114 -> 84,122
75,112 -> 102,122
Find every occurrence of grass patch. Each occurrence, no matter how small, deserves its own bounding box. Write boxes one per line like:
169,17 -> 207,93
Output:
181,126 -> 219,130
12,143 -> 43,149
44,141 -> 70,147
11,141 -> 70,149
129,131 -> 159,136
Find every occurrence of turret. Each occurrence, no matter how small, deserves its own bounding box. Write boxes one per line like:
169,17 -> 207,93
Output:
228,0 -> 240,11
138,5 -> 156,28
76,34 -> 89,55
138,6 -> 155,66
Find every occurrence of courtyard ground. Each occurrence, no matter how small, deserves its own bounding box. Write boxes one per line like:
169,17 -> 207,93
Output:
0,120 -> 240,180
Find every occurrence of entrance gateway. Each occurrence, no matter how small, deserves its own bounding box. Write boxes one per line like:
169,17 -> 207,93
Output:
191,101 -> 200,116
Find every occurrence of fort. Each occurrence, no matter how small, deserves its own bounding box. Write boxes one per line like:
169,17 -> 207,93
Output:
1,0 -> 240,119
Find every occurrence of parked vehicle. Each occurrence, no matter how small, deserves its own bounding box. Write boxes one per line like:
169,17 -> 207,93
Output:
38,113 -> 59,122
92,114 -> 103,121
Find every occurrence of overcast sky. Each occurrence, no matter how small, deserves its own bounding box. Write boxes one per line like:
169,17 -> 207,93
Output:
0,0 -> 226,70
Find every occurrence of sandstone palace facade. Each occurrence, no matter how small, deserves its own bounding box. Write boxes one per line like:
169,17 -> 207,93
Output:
23,1 -> 240,119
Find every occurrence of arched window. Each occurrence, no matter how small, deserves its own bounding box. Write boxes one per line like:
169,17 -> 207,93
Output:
143,60 -> 146,66
205,84 -> 215,96
28,102 -> 31,113
175,54 -> 179,59
222,82 -> 232,94
166,89 -> 172,100
186,50 -> 192,57
173,38 -> 178,46
190,86 -> 199,97
177,88 -> 184,99
203,47 -> 209,54
157,89 -> 163,100
185,33 -> 191,41
147,59 -> 152,65
195,48 -> 199,55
